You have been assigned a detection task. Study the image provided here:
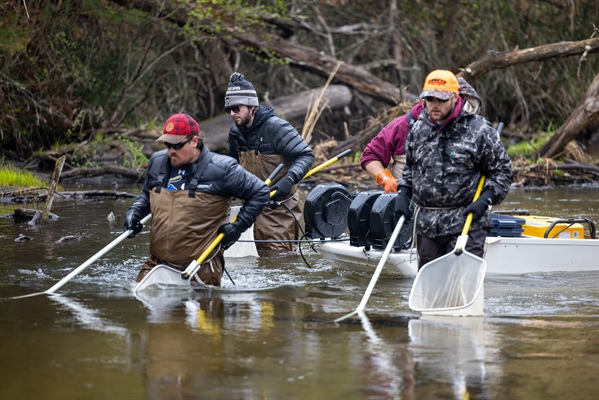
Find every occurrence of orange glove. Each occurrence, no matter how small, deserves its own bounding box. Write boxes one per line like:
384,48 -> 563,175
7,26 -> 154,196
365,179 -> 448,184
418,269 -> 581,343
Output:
375,170 -> 398,193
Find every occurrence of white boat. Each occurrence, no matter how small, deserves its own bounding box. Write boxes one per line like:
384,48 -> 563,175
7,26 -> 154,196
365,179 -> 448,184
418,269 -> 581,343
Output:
317,234 -> 599,276
303,184 -> 599,276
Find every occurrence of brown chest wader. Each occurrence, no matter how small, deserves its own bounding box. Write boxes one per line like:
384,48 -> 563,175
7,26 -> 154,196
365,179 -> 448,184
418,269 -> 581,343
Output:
239,150 -> 301,251
137,157 -> 231,286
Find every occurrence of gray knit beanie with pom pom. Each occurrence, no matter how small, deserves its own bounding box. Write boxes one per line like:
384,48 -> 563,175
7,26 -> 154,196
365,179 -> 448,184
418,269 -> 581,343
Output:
225,72 -> 259,107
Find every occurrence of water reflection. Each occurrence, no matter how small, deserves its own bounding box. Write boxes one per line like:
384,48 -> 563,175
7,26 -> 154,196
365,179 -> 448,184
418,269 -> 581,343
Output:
358,313 -> 409,399
408,316 -> 502,399
136,290 -> 319,399
50,293 -> 128,336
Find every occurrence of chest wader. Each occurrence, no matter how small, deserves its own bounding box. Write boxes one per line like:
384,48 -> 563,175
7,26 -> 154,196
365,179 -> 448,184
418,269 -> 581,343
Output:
391,154 -> 407,179
137,185 -> 231,287
239,150 -> 301,251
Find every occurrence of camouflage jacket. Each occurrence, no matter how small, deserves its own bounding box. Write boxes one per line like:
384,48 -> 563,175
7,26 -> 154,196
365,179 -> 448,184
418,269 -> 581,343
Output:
400,96 -> 513,238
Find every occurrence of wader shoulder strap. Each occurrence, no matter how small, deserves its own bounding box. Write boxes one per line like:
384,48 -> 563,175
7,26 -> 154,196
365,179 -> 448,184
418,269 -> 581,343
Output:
187,151 -> 214,198
155,157 -> 171,194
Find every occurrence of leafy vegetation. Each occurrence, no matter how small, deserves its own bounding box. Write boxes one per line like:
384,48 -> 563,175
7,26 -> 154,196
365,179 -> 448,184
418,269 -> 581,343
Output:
119,137 -> 148,169
506,131 -> 554,160
1,0 -> 597,166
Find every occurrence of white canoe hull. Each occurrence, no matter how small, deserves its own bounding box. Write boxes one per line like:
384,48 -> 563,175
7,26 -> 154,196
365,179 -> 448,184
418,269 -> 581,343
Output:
318,235 -> 599,276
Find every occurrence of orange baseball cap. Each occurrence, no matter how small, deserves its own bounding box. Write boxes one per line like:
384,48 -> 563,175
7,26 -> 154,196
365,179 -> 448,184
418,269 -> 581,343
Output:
420,70 -> 459,100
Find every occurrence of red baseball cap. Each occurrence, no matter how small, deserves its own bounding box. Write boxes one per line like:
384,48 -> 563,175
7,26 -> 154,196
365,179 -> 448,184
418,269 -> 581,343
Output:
157,113 -> 204,143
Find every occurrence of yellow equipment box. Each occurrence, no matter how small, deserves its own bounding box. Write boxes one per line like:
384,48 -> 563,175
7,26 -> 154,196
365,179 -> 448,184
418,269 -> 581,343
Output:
522,216 -> 584,239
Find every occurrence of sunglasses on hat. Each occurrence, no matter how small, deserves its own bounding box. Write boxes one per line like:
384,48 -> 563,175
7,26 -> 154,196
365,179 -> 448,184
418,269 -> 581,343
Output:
225,105 -> 242,114
164,137 -> 192,150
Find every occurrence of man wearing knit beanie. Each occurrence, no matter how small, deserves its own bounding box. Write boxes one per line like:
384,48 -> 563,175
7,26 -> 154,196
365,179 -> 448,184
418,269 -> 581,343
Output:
225,72 -> 315,252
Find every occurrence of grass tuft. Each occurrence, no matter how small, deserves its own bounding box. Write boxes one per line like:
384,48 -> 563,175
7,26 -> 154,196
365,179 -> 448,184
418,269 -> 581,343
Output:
0,166 -> 47,189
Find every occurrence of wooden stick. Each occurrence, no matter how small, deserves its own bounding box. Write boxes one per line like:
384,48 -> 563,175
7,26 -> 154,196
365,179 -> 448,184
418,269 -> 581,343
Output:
42,155 -> 66,222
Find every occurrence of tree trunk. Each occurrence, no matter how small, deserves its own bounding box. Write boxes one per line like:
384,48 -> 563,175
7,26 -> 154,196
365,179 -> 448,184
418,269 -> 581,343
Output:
225,29 -> 417,106
539,72 -> 599,159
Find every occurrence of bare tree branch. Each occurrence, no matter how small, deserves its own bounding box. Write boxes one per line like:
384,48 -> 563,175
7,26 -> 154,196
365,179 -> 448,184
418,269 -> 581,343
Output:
459,37 -> 599,80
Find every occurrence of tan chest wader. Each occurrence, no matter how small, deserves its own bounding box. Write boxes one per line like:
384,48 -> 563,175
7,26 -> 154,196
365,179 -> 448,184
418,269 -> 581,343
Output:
239,150 -> 301,251
391,154 -> 407,179
137,157 -> 231,286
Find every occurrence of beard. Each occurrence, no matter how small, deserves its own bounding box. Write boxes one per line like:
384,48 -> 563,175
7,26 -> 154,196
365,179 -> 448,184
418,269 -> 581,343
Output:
234,113 -> 252,128
429,107 -> 452,124
169,157 -> 184,168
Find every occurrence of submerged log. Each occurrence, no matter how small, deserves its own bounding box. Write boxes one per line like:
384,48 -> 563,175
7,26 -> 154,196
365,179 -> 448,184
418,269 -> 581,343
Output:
13,208 -> 59,221
54,191 -> 138,200
0,190 -> 137,204
55,233 -> 86,244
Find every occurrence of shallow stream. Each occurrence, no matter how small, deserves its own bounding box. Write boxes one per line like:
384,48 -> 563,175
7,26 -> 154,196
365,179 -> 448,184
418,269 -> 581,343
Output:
1,184 -> 598,399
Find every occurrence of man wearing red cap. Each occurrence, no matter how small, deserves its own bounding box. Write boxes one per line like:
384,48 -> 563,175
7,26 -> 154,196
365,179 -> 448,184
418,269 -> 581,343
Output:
394,70 -> 512,268
124,113 -> 270,286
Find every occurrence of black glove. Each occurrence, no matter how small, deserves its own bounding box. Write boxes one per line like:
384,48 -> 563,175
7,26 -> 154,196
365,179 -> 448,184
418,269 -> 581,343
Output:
271,175 -> 294,200
124,208 -> 144,238
463,189 -> 495,222
218,222 -> 244,250
394,186 -> 413,221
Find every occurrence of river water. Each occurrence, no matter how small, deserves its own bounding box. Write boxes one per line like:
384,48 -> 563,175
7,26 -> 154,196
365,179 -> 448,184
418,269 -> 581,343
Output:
0,183 -> 598,400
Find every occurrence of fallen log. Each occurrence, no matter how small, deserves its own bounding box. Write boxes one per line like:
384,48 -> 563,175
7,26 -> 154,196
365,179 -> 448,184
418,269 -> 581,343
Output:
512,161 -> 599,186
54,191 -> 138,200
539,72 -> 599,159
59,165 -> 145,181
117,84 -> 353,153
12,208 -> 59,221
0,190 -> 138,204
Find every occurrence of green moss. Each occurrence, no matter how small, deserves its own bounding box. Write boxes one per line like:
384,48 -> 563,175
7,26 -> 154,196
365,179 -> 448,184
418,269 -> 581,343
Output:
0,166 -> 47,189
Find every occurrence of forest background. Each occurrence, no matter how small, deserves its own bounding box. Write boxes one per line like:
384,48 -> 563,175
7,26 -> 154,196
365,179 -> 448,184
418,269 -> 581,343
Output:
1,0 -> 598,186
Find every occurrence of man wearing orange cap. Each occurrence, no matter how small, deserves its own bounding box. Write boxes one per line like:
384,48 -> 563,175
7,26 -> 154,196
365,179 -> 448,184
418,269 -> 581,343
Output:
124,113 -> 270,286
360,77 -> 482,193
394,70 -> 512,268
